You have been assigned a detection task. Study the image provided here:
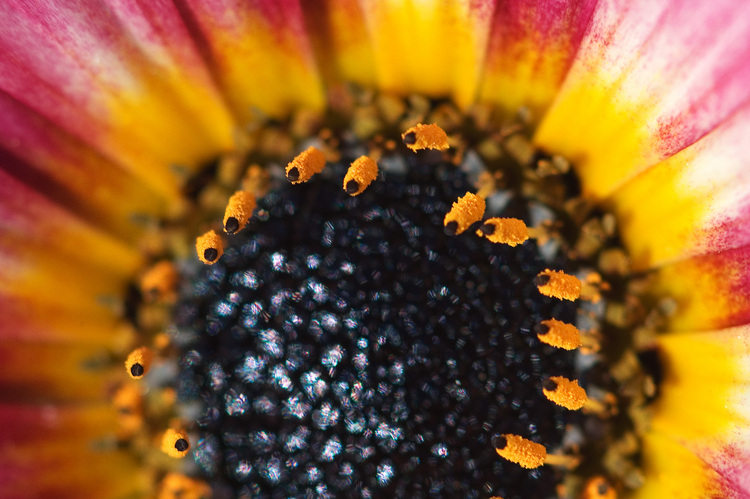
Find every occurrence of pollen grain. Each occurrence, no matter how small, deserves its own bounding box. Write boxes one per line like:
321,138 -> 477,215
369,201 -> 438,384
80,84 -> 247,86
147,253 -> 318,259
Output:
196,230 -> 223,265
536,319 -> 582,350
535,269 -> 582,301
494,434 -> 547,469
444,192 -> 486,235
162,428 -> 191,458
125,346 -> 153,379
401,123 -> 450,151
542,376 -> 588,410
477,217 -> 529,246
343,155 -> 379,196
223,191 -> 256,234
139,261 -> 178,303
286,145 -> 326,184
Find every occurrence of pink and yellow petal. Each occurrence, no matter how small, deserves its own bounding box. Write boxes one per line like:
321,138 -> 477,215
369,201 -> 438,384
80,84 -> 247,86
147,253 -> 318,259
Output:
609,103 -> 750,271
649,245 -> 750,331
0,93 -> 167,240
0,0 -> 236,199
535,0 -> 750,199
357,0 -> 496,110
299,0 -> 377,91
641,327 -> 750,496
636,432 -> 741,499
478,0 -> 597,119
0,169 -> 140,345
177,0 -> 325,122
0,404 -> 148,498
0,168 -> 142,279
0,293 -> 131,346
0,342 -> 121,403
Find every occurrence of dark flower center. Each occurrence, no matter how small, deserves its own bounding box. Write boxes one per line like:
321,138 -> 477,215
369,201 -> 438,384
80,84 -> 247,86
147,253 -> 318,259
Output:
175,156 -> 581,498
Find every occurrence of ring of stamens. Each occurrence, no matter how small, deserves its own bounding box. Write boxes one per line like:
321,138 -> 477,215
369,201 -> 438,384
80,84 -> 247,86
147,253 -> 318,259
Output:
114,91 -> 661,498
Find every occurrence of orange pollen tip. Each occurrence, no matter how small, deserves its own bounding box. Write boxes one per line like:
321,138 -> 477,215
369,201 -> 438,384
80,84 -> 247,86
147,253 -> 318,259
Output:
542,376 -> 588,410
223,191 -> 257,234
537,319 -> 581,350
139,261 -> 178,303
158,473 -> 212,499
476,217 -> 529,246
535,269 -> 582,301
494,434 -> 547,469
112,384 -> 143,415
125,346 -> 153,379
162,428 -> 191,458
444,192 -> 486,235
402,123 -> 450,151
343,156 -> 379,196
583,476 -> 617,499
286,146 -> 326,184
242,164 -> 270,197
196,229 -> 224,265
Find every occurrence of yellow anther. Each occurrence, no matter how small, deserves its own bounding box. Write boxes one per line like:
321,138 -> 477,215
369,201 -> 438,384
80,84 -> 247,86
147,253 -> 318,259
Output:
125,347 -> 153,379
535,269 -> 582,301
158,473 -> 211,499
493,434 -> 546,469
223,191 -> 256,234
140,261 -> 178,303
536,319 -> 581,350
162,428 -> 191,458
286,146 -> 326,184
476,218 -> 529,246
195,229 -> 223,265
582,476 -> 617,499
401,123 -> 450,151
542,376 -> 588,410
343,155 -> 378,196
444,192 -> 486,236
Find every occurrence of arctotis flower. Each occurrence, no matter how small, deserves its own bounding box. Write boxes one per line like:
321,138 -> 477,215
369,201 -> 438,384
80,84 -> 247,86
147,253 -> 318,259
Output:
2,0 -> 750,498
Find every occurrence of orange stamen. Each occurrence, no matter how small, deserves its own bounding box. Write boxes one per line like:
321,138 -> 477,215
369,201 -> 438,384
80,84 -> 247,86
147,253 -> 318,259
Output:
535,269 -> 582,301
494,434 -> 547,469
161,428 -> 191,458
286,146 -> 326,184
542,376 -> 588,410
582,476 -> 617,499
223,191 -> 256,234
343,156 -> 379,196
536,319 -> 581,350
139,261 -> 178,303
242,164 -> 270,197
477,217 -> 529,246
112,384 -> 143,438
158,473 -> 211,499
195,230 -> 223,265
125,347 -> 153,379
401,123 -> 450,151
444,192 -> 486,235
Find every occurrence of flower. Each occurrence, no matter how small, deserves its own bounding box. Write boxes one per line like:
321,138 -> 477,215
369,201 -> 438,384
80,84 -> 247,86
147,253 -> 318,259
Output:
1,0 -> 750,497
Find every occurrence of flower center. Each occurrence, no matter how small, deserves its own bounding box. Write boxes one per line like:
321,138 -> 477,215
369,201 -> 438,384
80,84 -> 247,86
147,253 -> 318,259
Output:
178,156 -> 577,497
121,91 -> 661,498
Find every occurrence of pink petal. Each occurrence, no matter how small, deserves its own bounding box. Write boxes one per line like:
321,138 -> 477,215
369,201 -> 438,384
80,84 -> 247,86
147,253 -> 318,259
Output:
610,102 -> 750,270
176,0 -> 326,121
479,0 -> 598,118
0,0 -> 236,194
535,0 -> 750,198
